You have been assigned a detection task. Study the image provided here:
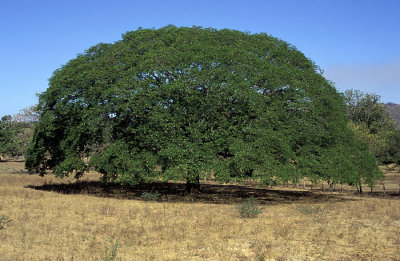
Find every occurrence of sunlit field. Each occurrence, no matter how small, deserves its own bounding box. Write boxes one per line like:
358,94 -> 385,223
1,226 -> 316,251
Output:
1,161 -> 400,260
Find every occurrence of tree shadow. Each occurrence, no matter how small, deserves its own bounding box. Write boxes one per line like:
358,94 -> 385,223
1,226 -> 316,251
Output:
26,180 -> 357,205
357,191 -> 400,199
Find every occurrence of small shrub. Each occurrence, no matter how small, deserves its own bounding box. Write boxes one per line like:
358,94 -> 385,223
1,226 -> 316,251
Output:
0,215 -> 10,229
237,196 -> 262,218
103,239 -> 121,261
140,191 -> 161,201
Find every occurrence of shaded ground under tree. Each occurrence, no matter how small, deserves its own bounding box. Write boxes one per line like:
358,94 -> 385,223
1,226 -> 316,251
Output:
27,180 -> 361,205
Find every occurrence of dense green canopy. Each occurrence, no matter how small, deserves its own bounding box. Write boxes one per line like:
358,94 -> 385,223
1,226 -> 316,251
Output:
26,26 -> 382,191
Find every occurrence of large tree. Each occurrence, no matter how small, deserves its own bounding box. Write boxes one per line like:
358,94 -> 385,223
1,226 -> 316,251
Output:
26,26 -> 382,192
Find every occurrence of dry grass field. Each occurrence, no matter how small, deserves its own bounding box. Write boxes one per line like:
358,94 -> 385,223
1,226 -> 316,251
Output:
1,161 -> 400,260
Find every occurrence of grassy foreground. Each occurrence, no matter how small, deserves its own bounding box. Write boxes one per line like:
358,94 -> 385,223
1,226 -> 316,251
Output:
1,161 -> 400,260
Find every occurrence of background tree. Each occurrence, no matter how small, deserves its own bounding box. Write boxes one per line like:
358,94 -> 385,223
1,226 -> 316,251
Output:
9,106 -> 38,157
344,89 -> 400,164
26,26 -> 382,192
0,115 -> 14,158
385,102 -> 400,130
0,106 -> 38,159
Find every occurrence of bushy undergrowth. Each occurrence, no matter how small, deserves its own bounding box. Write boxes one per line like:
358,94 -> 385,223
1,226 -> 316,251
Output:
236,196 -> 262,218
0,214 -> 10,229
0,205 -> 10,230
103,238 -> 121,261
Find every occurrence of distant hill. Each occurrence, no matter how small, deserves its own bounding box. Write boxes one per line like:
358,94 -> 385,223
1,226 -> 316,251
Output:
385,102 -> 400,129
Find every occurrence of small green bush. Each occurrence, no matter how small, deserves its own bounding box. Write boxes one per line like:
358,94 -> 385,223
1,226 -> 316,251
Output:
0,215 -> 10,229
140,191 -> 161,201
103,238 -> 121,261
237,196 -> 262,218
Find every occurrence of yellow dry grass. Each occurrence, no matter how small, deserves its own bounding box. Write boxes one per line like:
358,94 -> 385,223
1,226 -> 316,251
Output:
1,161 -> 400,260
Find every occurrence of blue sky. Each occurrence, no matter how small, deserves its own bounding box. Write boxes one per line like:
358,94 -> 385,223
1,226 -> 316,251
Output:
1,0 -> 399,116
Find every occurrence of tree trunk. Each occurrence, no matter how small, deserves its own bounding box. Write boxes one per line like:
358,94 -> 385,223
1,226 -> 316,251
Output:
186,175 -> 200,194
